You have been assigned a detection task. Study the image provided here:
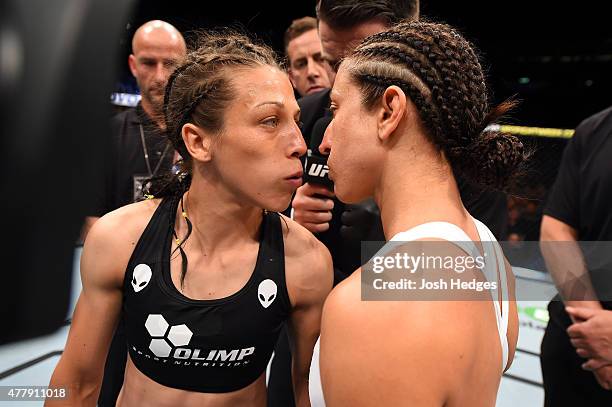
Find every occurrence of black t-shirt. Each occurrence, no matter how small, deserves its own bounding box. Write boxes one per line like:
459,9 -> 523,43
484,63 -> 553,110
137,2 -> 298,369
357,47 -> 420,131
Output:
297,90 -> 509,278
544,106 -> 612,241
90,104 -> 174,216
544,105 -> 612,313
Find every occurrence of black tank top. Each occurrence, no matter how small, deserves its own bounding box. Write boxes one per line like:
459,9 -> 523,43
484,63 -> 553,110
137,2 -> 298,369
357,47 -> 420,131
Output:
122,196 -> 292,393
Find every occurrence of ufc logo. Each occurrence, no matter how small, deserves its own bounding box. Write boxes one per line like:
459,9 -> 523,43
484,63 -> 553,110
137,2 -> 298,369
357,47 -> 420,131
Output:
308,164 -> 329,177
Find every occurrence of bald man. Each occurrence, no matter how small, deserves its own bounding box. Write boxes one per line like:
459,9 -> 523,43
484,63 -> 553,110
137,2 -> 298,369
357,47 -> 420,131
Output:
129,20 -> 186,126
85,20 -> 186,407
82,20 -> 186,238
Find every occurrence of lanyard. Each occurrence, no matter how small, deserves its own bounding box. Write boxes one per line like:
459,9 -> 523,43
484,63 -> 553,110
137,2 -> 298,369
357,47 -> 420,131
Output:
139,124 -> 170,177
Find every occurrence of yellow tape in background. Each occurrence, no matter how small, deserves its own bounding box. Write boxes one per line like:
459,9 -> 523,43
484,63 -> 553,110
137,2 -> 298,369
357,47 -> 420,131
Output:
486,124 -> 574,139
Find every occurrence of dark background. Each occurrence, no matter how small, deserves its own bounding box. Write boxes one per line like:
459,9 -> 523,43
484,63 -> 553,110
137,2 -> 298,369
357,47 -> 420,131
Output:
112,0 -> 611,242
114,0 -> 612,129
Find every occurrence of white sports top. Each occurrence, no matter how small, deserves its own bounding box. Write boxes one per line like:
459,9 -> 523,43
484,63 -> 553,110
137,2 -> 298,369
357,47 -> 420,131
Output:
308,218 -> 511,406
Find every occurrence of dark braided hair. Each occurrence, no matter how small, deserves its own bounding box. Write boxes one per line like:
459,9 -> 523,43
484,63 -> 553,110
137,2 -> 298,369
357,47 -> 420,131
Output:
149,29 -> 280,286
316,0 -> 419,30
343,20 -> 528,191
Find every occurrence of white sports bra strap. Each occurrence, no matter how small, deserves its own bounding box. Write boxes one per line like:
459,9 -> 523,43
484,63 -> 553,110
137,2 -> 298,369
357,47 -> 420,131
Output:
474,219 -> 510,371
390,222 -> 479,258
391,219 -> 510,372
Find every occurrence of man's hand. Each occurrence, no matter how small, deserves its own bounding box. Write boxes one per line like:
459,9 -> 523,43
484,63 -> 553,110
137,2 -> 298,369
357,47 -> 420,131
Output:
292,183 -> 335,233
567,306 -> 612,371
593,365 -> 612,391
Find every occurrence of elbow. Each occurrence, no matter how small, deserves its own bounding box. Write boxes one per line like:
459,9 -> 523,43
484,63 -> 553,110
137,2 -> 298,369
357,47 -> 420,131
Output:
44,382 -> 100,407
539,215 -> 556,242
47,366 -> 101,406
539,215 -> 576,243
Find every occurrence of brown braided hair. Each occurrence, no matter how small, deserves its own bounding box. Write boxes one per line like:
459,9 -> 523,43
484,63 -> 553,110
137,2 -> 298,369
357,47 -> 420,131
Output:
148,29 -> 280,287
165,30 -> 280,166
342,20 -> 528,191
147,29 -> 281,198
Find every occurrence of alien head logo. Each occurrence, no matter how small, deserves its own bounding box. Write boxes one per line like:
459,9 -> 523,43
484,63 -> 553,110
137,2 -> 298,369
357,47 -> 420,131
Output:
257,279 -> 277,309
131,264 -> 152,293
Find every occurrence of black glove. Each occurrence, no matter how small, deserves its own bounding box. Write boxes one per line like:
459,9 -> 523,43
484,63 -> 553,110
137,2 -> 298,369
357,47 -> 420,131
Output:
340,198 -> 385,242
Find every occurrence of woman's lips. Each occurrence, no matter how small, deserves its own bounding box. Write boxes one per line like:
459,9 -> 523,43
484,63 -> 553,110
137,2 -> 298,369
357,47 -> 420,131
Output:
285,170 -> 304,187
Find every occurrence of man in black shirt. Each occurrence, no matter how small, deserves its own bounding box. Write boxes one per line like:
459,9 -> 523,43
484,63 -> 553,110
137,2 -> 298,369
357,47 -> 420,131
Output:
95,103 -> 175,212
540,106 -> 612,404
82,20 -> 186,237
86,20 -> 186,407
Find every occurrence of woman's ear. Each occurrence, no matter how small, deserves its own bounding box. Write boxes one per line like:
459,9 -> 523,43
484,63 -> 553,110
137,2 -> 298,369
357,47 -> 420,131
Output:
182,123 -> 213,162
376,85 -> 407,142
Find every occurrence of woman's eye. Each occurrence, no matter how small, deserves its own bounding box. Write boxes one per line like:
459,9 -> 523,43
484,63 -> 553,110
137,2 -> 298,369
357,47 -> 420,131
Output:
262,117 -> 279,127
295,120 -> 304,130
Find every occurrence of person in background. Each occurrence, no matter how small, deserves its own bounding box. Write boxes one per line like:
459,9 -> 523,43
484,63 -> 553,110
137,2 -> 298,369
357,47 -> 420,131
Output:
82,20 -> 187,240
540,105 -> 612,403
284,16 -> 332,98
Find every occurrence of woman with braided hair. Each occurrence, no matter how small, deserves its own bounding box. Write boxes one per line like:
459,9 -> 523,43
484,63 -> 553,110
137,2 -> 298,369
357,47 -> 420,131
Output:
310,21 -> 522,406
47,30 -> 332,407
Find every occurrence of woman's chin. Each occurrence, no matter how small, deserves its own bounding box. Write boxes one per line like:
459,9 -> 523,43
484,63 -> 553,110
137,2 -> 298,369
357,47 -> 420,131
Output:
334,183 -> 366,205
262,196 -> 293,214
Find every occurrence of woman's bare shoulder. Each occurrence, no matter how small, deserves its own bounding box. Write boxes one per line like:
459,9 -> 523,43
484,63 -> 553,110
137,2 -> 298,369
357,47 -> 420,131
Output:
92,199 -> 162,242
278,213 -> 333,307
81,199 -> 164,288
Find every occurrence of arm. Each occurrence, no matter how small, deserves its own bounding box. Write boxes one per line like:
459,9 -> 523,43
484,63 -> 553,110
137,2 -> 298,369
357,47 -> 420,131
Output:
539,126 -> 602,314
46,213 -> 131,406
283,216 -> 334,407
540,215 -> 602,313
540,217 -> 610,389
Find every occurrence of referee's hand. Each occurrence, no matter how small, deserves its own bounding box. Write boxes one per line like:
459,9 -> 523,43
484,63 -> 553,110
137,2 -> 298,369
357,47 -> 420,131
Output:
292,183 -> 335,233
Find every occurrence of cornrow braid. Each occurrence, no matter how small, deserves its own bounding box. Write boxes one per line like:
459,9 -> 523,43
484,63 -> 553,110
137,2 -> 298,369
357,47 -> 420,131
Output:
357,72 -> 446,150
362,24 -> 490,148
344,20 -> 528,191
162,61 -> 196,131
354,42 -> 451,148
